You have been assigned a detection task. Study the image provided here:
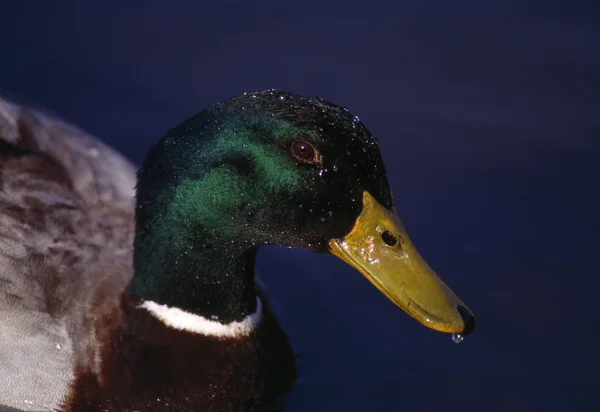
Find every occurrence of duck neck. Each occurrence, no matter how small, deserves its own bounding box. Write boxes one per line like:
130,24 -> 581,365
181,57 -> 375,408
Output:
129,221 -> 258,324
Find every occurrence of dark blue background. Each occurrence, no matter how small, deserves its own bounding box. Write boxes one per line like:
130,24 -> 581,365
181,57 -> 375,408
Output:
1,1 -> 599,411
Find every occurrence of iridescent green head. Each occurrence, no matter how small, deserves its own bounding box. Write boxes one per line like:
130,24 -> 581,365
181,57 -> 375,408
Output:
130,90 -> 474,336
134,90 -> 391,252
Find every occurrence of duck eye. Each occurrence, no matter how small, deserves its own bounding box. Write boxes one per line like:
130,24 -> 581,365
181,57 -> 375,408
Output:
291,140 -> 320,164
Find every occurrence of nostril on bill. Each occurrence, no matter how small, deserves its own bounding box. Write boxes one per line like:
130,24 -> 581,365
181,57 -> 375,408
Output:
381,230 -> 398,246
457,305 -> 476,336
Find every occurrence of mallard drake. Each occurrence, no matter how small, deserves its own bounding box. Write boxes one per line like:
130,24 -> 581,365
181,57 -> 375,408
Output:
0,90 -> 474,412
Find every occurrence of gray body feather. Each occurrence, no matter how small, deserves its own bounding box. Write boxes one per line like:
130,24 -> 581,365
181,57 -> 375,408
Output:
0,96 -> 137,411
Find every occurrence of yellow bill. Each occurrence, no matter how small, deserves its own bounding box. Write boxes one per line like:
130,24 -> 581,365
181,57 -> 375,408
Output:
329,191 -> 475,335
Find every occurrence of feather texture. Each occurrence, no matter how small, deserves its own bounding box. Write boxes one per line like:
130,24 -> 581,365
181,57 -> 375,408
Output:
0,95 -> 136,411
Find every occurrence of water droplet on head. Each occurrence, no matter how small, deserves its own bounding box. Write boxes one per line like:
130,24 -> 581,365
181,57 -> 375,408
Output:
353,115 -> 360,123
332,164 -> 338,172
452,333 -> 464,344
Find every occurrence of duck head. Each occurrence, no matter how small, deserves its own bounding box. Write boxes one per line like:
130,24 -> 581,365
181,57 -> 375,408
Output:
130,90 -> 475,336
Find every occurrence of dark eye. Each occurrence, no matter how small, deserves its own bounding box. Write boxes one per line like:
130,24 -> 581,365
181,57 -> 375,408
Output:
291,140 -> 321,164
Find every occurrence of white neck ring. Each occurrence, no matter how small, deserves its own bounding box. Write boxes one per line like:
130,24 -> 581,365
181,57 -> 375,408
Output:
139,297 -> 262,338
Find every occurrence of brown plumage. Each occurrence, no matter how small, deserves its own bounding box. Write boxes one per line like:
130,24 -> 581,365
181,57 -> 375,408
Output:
64,297 -> 294,412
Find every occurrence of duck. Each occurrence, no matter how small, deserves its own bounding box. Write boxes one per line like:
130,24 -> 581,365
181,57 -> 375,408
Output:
0,90 -> 475,412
